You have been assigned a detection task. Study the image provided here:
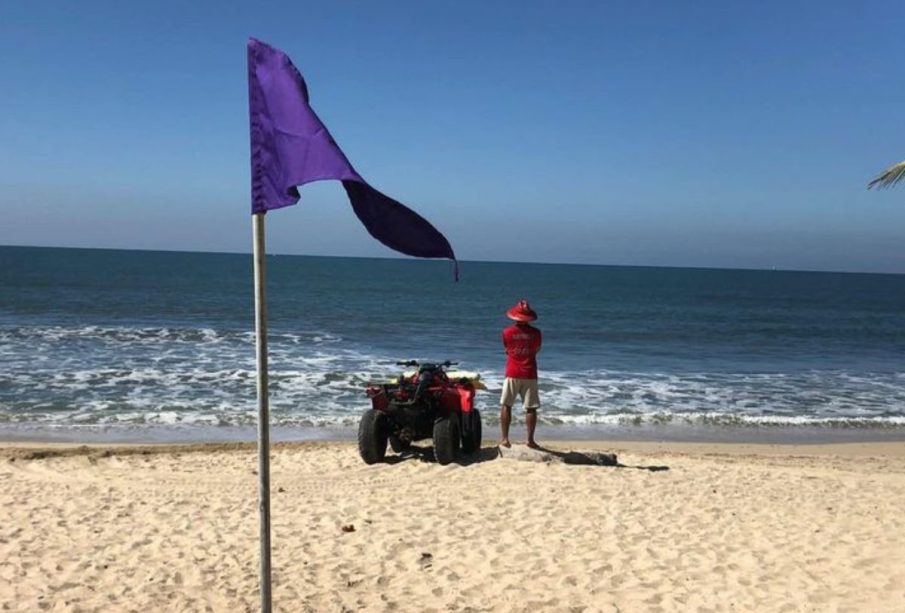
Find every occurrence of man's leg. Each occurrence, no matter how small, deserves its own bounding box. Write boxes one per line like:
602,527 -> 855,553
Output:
525,408 -> 538,448
500,404 -> 512,447
525,380 -> 540,448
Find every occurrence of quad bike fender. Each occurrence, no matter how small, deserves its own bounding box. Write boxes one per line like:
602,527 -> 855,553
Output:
367,387 -> 389,411
456,385 -> 475,412
437,384 -> 475,413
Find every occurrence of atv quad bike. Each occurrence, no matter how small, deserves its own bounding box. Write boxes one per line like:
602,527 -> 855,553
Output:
358,360 -> 484,465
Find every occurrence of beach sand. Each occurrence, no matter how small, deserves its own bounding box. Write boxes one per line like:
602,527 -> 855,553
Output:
1,439 -> 904,612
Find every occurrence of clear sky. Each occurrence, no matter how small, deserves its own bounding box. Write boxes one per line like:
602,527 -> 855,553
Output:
2,1 -> 904,273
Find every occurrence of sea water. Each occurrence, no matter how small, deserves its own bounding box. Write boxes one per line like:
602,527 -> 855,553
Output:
2,245 -> 904,442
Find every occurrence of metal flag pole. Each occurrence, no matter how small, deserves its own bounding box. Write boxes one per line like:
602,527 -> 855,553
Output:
252,211 -> 273,612
247,38 -> 456,611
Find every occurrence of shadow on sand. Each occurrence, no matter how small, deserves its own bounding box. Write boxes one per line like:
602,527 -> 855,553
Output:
383,444 -> 500,466
383,443 -> 668,472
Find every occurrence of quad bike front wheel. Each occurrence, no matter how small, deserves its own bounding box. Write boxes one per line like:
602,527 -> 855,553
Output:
358,409 -> 388,464
460,409 -> 482,454
433,411 -> 460,465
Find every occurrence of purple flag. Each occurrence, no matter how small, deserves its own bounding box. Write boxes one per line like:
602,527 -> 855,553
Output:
247,38 -> 457,272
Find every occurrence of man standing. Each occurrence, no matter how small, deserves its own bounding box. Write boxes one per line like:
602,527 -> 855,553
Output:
500,300 -> 542,448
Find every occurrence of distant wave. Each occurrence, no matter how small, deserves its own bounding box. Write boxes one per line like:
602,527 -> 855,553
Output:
0,325 -> 342,345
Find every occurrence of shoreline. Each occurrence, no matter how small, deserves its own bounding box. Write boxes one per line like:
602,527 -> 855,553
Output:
2,437 -> 905,459
2,422 -> 905,446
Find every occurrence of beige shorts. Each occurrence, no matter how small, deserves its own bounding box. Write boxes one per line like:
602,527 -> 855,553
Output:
500,378 -> 540,410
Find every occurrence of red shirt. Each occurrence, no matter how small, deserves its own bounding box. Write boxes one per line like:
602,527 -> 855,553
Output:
502,323 -> 542,379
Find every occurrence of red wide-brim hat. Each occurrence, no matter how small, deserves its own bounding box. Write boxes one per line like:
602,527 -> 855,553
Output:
506,300 -> 537,322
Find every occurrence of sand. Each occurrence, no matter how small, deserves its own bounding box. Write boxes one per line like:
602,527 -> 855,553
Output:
1,439 -> 904,612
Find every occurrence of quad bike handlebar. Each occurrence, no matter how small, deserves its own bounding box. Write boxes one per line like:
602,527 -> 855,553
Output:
394,360 -> 458,368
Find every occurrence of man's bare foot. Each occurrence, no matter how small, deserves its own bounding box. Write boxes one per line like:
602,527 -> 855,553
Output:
500,439 -> 512,448
526,440 -> 540,450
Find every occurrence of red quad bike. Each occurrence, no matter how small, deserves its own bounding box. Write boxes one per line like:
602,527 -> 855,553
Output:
359,360 -> 483,465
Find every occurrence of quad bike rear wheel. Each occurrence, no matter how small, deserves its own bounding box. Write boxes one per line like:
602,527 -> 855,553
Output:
432,411 -> 460,465
460,409 -> 482,454
358,410 -> 388,464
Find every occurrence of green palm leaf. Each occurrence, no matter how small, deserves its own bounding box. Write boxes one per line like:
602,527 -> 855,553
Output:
867,160 -> 905,190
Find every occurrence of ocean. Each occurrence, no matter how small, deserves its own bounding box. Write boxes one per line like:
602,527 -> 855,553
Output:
2,245 -> 904,443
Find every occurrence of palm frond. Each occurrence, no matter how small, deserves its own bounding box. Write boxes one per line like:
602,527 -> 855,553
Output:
867,160 -> 905,190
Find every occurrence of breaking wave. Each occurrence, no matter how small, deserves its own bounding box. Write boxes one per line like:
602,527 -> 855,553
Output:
1,324 -> 904,431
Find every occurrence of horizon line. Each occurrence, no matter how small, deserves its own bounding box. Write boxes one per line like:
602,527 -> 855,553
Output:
1,242 -> 902,278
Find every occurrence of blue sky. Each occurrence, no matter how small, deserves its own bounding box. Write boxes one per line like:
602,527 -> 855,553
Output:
1,1 -> 904,273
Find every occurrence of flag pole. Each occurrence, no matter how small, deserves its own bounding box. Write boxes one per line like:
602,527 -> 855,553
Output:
252,211 -> 273,613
